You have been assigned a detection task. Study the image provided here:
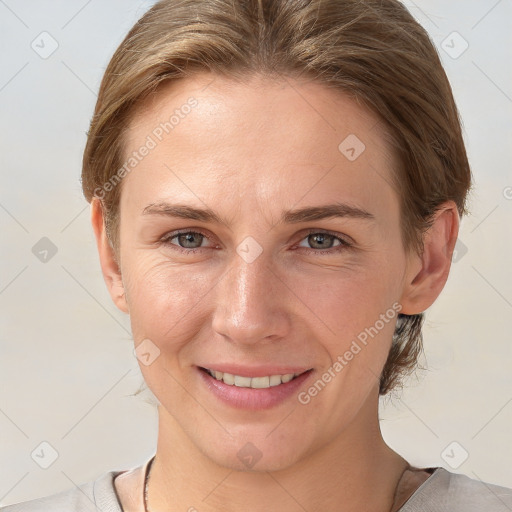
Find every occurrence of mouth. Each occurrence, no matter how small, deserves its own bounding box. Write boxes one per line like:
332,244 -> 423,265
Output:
200,367 -> 309,389
197,366 -> 314,410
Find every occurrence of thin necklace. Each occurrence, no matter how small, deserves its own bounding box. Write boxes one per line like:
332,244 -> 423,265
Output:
143,456 -> 409,512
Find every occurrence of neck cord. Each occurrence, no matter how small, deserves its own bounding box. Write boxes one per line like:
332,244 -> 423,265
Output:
389,462 -> 411,512
143,455 -> 155,512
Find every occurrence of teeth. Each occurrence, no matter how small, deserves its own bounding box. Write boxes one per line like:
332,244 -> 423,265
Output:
206,369 -> 300,389
251,376 -> 270,389
223,372 -> 235,385
234,375 -> 252,387
269,375 -> 282,386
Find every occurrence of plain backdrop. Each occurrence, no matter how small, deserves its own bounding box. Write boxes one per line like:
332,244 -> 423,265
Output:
1,0 -> 511,507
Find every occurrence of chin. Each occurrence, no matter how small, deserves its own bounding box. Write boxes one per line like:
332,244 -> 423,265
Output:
206,441 -> 305,473
194,425 -> 315,473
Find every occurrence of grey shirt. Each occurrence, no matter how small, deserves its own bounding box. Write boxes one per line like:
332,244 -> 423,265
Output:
1,458 -> 511,511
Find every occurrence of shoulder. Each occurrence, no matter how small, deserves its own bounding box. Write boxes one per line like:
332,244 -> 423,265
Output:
0,470 -> 123,512
401,467 -> 512,512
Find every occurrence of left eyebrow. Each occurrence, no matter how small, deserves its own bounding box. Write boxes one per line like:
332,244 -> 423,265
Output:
141,202 -> 376,224
281,203 -> 375,223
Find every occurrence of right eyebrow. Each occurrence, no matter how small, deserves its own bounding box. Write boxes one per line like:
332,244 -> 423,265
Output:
142,203 -> 223,223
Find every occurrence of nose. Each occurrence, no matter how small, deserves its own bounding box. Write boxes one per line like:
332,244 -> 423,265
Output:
211,250 -> 291,345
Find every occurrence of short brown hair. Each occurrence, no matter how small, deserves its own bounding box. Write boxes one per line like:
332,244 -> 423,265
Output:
81,0 -> 472,395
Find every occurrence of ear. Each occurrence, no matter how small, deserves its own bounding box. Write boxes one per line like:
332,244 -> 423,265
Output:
90,198 -> 129,314
399,201 -> 460,315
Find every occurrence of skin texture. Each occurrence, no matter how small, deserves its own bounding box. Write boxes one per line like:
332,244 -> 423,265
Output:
91,73 -> 459,511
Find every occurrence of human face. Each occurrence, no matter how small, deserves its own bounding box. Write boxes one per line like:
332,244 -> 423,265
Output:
116,73 -> 411,471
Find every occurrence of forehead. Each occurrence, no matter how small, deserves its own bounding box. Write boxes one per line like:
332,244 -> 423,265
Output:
126,72 -> 391,156
121,73 -> 399,225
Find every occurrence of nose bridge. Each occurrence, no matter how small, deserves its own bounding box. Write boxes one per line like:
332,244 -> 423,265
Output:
212,248 -> 288,343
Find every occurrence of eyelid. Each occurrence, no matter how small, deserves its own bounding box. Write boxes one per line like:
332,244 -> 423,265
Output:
160,228 -> 353,253
160,228 -> 214,251
299,228 -> 354,247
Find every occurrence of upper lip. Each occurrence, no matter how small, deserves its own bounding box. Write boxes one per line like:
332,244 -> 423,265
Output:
197,364 -> 312,378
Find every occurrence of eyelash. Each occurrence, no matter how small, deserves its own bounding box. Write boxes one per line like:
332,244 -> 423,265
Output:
160,229 -> 353,255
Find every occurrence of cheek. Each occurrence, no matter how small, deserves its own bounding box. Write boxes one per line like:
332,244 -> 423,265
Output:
307,267 -> 403,395
318,261 -> 402,335
120,239 -> 404,360
122,253 -> 214,342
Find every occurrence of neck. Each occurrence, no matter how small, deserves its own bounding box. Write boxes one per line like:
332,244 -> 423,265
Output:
147,391 -> 408,512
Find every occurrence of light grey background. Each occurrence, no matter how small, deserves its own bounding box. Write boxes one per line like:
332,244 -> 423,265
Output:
1,0 -> 511,506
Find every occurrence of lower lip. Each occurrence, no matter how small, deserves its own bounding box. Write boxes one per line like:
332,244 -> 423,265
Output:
197,367 -> 313,410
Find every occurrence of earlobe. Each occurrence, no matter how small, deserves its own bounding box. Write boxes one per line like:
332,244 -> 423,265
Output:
90,199 -> 129,314
399,201 -> 460,315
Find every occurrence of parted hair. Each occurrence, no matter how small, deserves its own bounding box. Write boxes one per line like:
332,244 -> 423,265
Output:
81,0 -> 472,395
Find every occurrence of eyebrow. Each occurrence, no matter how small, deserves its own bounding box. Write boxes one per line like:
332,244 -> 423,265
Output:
142,202 -> 375,224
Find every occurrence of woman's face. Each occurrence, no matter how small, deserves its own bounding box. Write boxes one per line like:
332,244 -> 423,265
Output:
112,73 -> 420,470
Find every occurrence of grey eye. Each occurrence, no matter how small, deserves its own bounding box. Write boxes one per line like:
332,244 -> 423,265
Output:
173,232 -> 205,249
300,233 -> 341,250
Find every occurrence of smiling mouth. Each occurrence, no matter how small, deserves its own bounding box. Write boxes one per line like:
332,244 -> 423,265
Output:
200,367 -> 311,389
